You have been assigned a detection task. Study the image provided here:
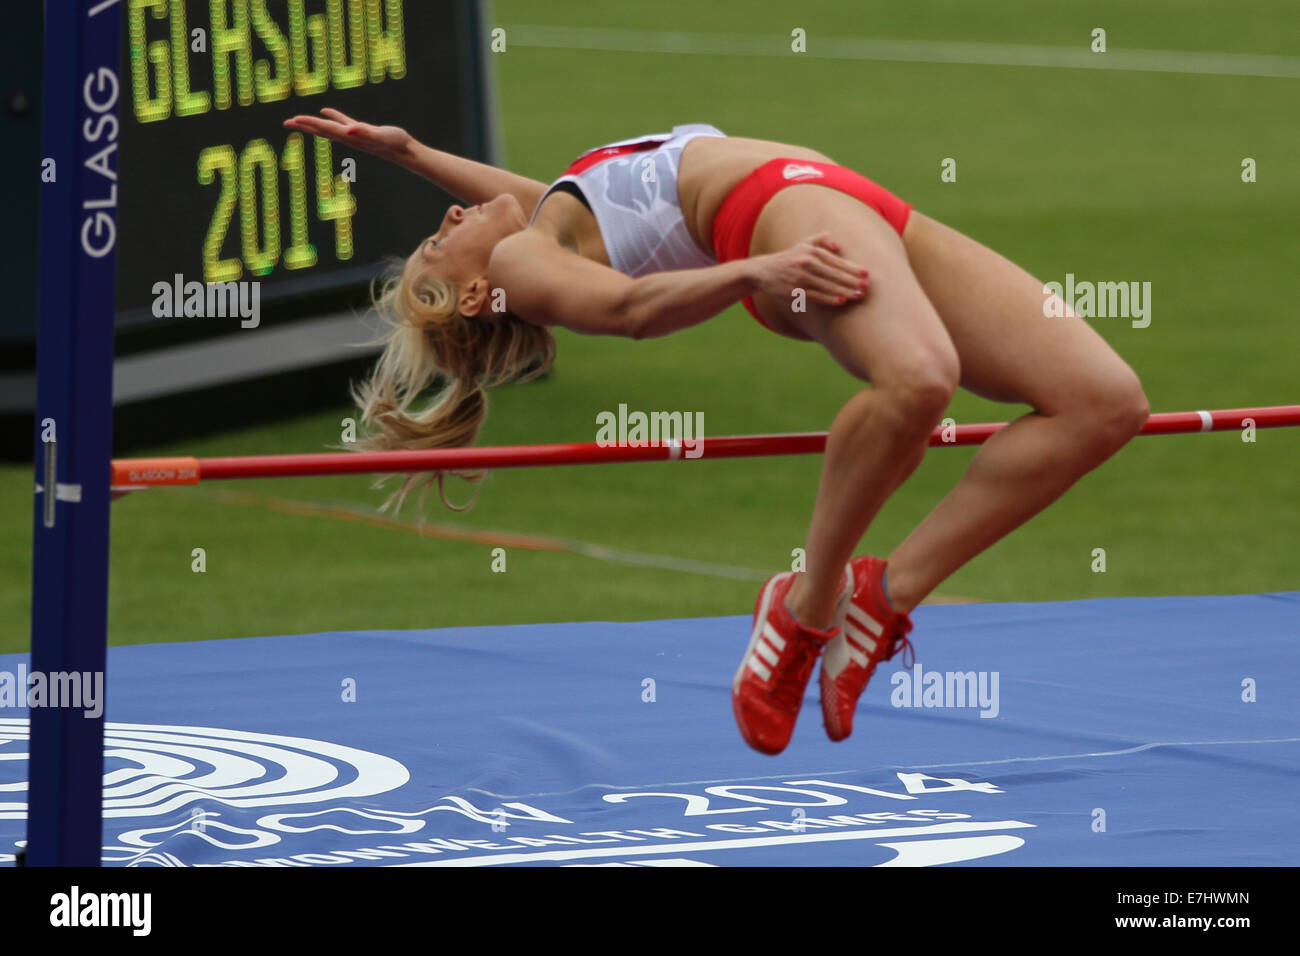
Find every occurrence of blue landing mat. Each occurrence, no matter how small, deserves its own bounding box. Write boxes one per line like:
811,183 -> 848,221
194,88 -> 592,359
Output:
2,593 -> 1298,866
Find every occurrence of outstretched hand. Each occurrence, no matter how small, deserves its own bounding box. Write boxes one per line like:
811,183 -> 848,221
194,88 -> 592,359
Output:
283,108 -> 413,163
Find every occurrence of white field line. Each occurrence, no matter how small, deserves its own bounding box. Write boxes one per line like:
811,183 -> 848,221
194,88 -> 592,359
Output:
194,488 -> 773,581
183,488 -> 983,591
507,25 -> 1300,80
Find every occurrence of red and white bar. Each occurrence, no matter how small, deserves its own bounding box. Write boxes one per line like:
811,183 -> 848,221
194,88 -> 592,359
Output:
109,404 -> 1300,489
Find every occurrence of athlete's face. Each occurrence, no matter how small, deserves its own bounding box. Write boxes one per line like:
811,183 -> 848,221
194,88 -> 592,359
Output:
411,193 -> 527,286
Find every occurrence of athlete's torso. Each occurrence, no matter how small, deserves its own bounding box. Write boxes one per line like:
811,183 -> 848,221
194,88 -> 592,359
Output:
529,127 -> 835,272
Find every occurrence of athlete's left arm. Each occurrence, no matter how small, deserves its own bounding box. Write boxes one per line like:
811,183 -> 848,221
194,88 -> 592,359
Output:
284,109 -> 548,215
489,231 -> 751,338
491,231 -> 868,339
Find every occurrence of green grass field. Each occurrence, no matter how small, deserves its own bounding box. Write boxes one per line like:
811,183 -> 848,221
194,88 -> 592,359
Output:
3,1 -> 1296,653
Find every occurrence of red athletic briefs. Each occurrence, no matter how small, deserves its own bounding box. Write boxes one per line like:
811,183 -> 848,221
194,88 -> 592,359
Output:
710,158 -> 912,330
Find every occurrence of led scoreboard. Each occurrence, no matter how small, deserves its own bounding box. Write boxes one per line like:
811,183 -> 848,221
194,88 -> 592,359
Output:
116,0 -> 493,325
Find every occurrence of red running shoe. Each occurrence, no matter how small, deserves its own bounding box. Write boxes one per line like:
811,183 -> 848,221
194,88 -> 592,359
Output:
733,572 -> 839,755
819,556 -> 914,742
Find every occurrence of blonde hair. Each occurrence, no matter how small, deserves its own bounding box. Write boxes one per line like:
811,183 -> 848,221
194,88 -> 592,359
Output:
350,260 -> 556,512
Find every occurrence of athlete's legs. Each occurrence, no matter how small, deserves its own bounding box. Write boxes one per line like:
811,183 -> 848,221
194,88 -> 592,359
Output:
884,212 -> 1149,611
749,187 -> 959,630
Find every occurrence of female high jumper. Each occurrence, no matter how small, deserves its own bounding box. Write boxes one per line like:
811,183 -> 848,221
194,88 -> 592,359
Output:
284,112 -> 1148,755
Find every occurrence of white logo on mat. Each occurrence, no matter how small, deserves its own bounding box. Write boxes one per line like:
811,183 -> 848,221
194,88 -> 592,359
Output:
0,718 -> 409,820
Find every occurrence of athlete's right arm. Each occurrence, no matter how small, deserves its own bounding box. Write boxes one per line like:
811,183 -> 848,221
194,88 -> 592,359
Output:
491,231 -> 868,339
284,109 -> 548,215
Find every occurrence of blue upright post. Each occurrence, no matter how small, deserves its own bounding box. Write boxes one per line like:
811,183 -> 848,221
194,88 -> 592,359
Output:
26,0 -> 123,867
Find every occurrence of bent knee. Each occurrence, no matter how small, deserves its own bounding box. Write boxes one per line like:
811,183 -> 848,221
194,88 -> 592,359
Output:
1067,368 -> 1149,451
876,350 -> 961,428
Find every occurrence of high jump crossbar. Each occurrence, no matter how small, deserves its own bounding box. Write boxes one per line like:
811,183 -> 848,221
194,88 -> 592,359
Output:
111,405 -> 1300,488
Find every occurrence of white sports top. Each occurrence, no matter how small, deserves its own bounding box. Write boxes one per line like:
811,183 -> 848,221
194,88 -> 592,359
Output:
530,124 -> 727,277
